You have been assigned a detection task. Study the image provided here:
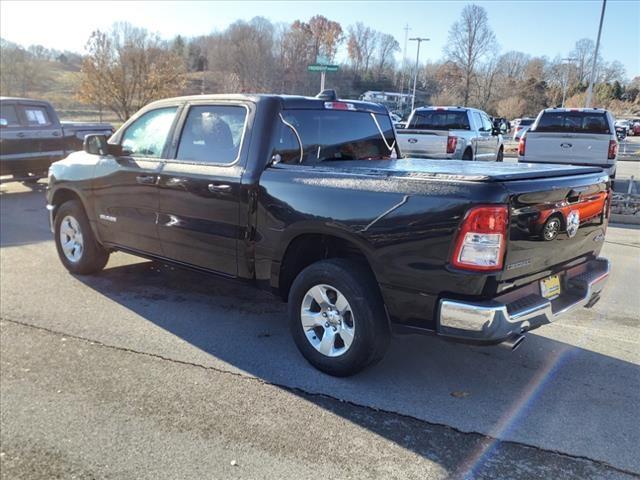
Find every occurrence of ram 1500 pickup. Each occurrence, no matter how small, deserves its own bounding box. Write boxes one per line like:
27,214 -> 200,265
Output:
46,93 -> 611,376
0,97 -> 114,181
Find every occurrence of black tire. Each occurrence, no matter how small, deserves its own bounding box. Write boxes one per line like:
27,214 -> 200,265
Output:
288,258 -> 390,377
54,200 -> 109,275
496,147 -> 504,162
462,148 -> 473,160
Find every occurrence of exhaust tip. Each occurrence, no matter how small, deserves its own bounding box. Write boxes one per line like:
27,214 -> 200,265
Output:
501,334 -> 526,351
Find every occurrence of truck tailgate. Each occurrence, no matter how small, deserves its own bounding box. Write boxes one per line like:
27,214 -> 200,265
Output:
498,171 -> 610,289
525,132 -> 611,165
397,129 -> 447,158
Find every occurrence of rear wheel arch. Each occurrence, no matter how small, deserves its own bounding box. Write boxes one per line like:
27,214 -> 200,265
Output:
275,232 -> 380,302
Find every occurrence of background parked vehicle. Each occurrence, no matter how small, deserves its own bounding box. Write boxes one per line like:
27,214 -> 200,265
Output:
518,107 -> 618,177
0,97 -> 114,181
614,119 -> 632,136
512,118 -> 534,140
47,93 -> 611,376
396,106 -> 504,161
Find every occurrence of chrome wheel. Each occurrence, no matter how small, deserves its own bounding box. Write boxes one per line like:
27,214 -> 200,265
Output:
300,284 -> 355,358
543,217 -> 561,241
59,215 -> 84,262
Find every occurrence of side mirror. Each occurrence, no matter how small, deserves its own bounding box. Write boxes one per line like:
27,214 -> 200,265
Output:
83,134 -> 108,155
83,134 -> 122,156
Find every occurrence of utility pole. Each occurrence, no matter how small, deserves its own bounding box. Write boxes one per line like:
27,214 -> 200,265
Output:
409,37 -> 430,113
561,57 -> 576,108
320,70 -> 326,91
585,0 -> 607,107
398,24 -> 410,111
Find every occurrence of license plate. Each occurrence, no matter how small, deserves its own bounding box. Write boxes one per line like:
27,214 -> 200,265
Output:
540,275 -> 561,299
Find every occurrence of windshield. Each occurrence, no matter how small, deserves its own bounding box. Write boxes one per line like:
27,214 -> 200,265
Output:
408,110 -> 470,130
519,119 -> 534,126
274,109 -> 397,165
534,112 -> 610,134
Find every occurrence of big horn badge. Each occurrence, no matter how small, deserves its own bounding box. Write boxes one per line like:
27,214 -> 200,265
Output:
566,210 -> 580,238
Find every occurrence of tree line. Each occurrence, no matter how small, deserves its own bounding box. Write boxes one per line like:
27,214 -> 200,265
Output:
1,4 -> 638,122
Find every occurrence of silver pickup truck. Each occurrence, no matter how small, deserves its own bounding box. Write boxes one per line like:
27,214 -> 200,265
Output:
396,106 -> 504,161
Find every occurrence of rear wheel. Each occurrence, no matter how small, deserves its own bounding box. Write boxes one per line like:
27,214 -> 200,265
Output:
496,147 -> 504,162
54,200 -> 109,274
288,259 -> 390,376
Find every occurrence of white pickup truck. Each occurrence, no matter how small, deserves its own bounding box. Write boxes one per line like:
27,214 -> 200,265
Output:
396,106 -> 504,161
518,108 -> 618,178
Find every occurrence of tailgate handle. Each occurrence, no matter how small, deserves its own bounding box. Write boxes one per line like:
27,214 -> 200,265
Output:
407,138 -> 418,144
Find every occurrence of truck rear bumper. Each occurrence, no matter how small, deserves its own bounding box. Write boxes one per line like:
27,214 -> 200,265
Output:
437,257 -> 610,343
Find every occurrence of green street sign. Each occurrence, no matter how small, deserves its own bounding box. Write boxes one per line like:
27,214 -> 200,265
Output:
307,64 -> 339,72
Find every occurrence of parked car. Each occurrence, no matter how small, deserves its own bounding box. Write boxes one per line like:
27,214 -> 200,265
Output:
632,120 -> 640,136
47,93 -> 611,376
614,119 -> 632,136
0,97 -> 114,181
396,106 -> 504,161
512,118 -> 534,140
518,108 -> 618,178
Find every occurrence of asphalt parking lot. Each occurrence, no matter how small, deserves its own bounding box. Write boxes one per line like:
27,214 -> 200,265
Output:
1,174 -> 639,479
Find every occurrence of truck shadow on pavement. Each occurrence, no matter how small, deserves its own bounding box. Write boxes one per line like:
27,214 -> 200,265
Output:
75,256 -> 640,476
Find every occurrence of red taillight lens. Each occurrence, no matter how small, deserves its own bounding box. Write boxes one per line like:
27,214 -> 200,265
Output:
451,205 -> 508,271
518,136 -> 526,156
608,140 -> 617,159
446,136 -> 458,154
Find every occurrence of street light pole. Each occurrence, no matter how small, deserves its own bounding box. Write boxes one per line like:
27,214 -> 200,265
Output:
585,0 -> 607,107
409,37 -> 430,113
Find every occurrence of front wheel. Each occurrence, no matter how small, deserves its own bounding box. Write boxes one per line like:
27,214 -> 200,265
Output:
54,200 -> 109,275
288,259 -> 390,376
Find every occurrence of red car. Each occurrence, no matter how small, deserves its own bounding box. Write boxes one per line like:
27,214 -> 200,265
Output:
632,120 -> 640,136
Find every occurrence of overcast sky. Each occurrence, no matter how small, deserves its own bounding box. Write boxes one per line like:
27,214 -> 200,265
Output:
1,0 -> 638,78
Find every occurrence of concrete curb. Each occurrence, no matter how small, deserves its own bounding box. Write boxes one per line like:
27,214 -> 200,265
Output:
610,213 -> 640,226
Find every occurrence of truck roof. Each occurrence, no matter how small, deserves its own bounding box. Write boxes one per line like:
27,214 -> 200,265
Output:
0,96 -> 53,106
542,107 -> 609,113
145,94 -> 389,114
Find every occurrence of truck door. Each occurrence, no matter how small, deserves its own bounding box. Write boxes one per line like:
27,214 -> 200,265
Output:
0,101 -> 31,176
156,102 -> 250,276
92,106 -> 179,256
19,102 -> 65,166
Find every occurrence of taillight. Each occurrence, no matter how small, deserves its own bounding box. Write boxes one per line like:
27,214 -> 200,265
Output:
324,101 -> 356,111
446,136 -> 458,154
518,136 -> 526,156
451,205 -> 508,271
608,140 -> 617,159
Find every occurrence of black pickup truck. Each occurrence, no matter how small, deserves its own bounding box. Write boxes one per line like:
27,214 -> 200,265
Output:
46,93 -> 611,376
0,97 -> 113,181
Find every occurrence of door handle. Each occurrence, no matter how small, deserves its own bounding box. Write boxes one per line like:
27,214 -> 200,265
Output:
16,132 -> 25,138
208,183 -> 231,193
136,175 -> 156,185
52,131 -> 61,137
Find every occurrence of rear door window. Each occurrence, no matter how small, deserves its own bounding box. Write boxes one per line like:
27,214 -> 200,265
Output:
21,105 -> 51,126
175,105 -> 247,164
0,104 -> 21,126
408,110 -> 470,130
534,112 -> 610,134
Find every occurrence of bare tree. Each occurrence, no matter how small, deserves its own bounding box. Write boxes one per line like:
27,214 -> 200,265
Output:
0,40 -> 50,96
375,33 -> 400,78
347,23 -> 377,74
497,96 -> 527,119
444,4 -> 496,106
78,23 -> 185,120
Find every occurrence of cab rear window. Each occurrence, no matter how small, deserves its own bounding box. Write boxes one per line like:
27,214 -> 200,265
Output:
408,110 -> 470,130
274,109 -> 396,165
534,112 -> 610,134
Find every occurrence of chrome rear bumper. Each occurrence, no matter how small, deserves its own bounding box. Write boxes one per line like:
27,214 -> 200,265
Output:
438,257 -> 610,343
